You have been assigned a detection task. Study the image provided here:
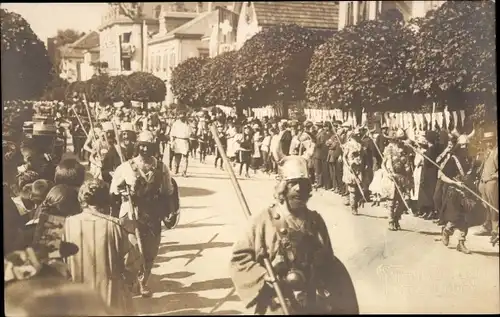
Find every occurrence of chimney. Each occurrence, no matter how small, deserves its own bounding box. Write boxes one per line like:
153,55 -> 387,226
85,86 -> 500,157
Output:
208,2 -> 213,12
158,8 -> 166,34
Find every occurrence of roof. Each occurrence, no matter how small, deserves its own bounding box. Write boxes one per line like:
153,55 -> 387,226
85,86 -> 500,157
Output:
149,10 -> 216,44
59,45 -> 84,59
253,1 -> 339,31
68,31 -> 100,50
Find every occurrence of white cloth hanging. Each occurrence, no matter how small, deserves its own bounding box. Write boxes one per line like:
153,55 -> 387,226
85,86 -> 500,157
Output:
459,110 -> 466,128
452,111 -> 458,129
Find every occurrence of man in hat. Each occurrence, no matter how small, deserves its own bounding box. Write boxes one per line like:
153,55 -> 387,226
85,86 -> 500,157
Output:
169,112 -> 192,177
476,131 -> 498,246
31,121 -> 58,181
439,130 -> 476,253
229,156 -> 358,315
312,122 -> 332,190
101,122 -> 136,185
374,123 -> 390,170
110,130 -> 176,297
382,129 -> 413,230
342,127 -> 365,215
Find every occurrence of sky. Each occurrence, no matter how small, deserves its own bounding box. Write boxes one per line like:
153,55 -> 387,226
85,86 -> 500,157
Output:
1,3 -> 108,45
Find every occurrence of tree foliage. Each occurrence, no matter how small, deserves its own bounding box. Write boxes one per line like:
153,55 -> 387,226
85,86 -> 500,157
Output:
199,51 -> 239,107
410,0 -> 496,108
127,72 -> 166,102
171,56 -> 209,107
235,24 -> 331,107
41,77 -> 70,101
105,75 -> 133,102
306,19 -> 417,112
86,74 -> 111,103
1,9 -> 52,101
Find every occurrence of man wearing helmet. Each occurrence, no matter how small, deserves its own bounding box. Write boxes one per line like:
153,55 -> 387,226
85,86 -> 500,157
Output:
439,129 -> 477,254
110,130 -> 176,297
342,127 -> 365,215
382,129 -> 413,231
230,155 -> 358,314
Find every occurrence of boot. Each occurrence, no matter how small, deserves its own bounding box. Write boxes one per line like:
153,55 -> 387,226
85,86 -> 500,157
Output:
394,220 -> 401,231
351,204 -> 358,216
441,227 -> 450,246
456,241 -> 471,254
388,221 -> 396,231
490,233 -> 499,247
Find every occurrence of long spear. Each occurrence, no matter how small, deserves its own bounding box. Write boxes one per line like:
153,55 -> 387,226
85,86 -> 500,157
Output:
209,124 -> 291,315
404,141 -> 499,213
328,122 -> 368,203
111,121 -> 147,274
366,130 -> 413,214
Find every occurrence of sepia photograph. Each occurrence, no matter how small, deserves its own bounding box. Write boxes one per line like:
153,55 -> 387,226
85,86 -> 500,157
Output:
2,1 -> 498,315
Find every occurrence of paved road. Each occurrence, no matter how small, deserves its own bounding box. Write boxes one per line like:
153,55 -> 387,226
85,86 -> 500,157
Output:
124,156 -> 500,315
62,132 -> 498,314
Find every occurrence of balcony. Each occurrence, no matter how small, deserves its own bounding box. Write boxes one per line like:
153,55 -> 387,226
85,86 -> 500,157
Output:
121,43 -> 136,58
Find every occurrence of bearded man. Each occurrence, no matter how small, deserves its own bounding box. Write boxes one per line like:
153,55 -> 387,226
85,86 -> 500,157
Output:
229,156 -> 358,315
110,131 -> 176,297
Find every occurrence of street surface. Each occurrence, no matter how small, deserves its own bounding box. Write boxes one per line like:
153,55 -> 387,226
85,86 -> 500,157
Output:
132,157 -> 499,315
64,135 -> 499,315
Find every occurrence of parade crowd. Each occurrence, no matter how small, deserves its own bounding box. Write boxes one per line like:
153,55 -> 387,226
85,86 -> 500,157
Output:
3,97 -> 498,315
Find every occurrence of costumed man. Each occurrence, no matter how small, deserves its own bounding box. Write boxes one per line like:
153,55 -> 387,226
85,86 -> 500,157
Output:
101,122 -> 136,184
30,121 -> 58,181
169,113 -> 192,177
278,120 -> 293,157
229,155 -> 358,315
110,131 -> 176,297
93,122 -> 115,181
342,127 -> 365,215
382,129 -> 413,231
439,131 -> 476,254
476,131 -> 498,246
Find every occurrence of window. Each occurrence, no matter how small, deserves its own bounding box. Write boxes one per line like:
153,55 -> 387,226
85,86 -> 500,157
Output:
155,5 -> 162,18
122,57 -> 131,71
156,55 -> 161,71
346,2 -> 355,26
199,52 -> 209,59
163,52 -> 168,72
357,1 -> 369,22
122,32 -> 132,43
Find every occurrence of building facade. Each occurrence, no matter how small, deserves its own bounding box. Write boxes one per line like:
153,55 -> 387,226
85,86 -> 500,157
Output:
337,1 -> 446,30
59,31 -> 100,82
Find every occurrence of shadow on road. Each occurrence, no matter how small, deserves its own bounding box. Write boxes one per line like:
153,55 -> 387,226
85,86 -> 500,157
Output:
175,223 -> 225,229
417,231 -> 442,236
159,241 -> 233,254
472,250 -> 499,258
358,213 -> 388,219
179,187 -> 216,197
133,275 -> 241,315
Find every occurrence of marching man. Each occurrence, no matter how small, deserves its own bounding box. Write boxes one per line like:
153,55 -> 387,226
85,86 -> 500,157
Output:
110,131 -> 176,297
342,127 -> 365,215
169,112 -> 192,177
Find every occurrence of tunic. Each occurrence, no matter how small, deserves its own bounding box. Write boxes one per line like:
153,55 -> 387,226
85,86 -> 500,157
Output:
342,139 -> 363,186
230,204 -> 358,315
64,208 -> 141,313
478,146 -> 498,215
169,120 -> 192,156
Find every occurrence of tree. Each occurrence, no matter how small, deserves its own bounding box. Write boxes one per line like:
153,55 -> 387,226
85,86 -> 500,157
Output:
410,0 -> 496,111
127,72 -> 166,108
52,29 -> 85,72
86,74 -> 111,104
234,24 -> 332,109
105,75 -> 133,103
170,56 -> 209,108
41,77 -> 70,101
109,3 -> 145,71
306,19 -> 417,113
200,51 -> 239,107
1,9 -> 52,101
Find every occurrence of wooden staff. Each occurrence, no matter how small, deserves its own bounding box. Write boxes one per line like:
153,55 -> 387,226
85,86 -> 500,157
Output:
366,130 -> 413,214
111,121 -> 146,273
209,124 -> 291,315
405,141 -> 499,213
